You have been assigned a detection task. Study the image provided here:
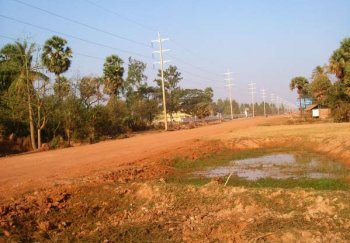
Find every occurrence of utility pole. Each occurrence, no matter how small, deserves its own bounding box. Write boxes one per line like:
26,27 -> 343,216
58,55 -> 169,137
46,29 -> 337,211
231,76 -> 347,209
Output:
261,88 -> 267,117
248,82 -> 256,117
152,32 -> 170,131
224,70 -> 234,120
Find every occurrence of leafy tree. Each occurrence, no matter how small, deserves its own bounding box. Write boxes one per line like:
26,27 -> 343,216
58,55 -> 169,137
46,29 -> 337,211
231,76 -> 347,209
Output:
214,98 -> 239,116
77,76 -> 104,142
61,94 -> 86,146
125,58 -> 158,130
310,66 -> 331,105
33,77 -> 51,148
125,57 -> 147,92
1,41 -> 48,149
106,96 -> 128,135
155,65 -> 183,119
180,87 -> 213,118
41,36 -> 72,99
289,76 -> 309,116
103,55 -> 124,98
53,76 -> 71,99
326,81 -> 350,122
88,105 -> 111,141
79,76 -> 104,108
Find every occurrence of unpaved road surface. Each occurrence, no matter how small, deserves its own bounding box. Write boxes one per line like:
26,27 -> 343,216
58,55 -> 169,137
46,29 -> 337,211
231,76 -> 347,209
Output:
0,117 -> 274,199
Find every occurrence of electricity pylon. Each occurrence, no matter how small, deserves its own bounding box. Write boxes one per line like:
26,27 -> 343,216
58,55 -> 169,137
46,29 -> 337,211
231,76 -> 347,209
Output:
224,70 -> 234,120
248,82 -> 256,117
152,32 -> 170,131
270,93 -> 275,115
261,88 -> 267,117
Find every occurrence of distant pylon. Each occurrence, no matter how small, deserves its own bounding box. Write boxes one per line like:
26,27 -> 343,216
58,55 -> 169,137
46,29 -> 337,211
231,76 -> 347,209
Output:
248,82 -> 256,117
261,88 -> 267,117
224,70 -> 234,120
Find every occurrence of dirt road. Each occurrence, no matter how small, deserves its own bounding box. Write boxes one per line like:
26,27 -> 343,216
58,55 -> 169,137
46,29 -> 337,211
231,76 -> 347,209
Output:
0,117 -> 274,199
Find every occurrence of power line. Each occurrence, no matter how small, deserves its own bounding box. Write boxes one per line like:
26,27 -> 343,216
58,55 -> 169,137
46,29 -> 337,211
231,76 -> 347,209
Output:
0,34 -> 17,42
0,34 -> 105,61
80,0 -> 222,80
165,53 -> 220,78
0,14 -> 152,60
10,0 -> 151,49
177,67 -> 216,84
82,0 -> 156,33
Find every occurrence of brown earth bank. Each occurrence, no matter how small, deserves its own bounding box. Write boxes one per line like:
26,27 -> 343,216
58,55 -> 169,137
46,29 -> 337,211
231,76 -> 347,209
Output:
1,116 -> 350,242
1,180 -> 349,242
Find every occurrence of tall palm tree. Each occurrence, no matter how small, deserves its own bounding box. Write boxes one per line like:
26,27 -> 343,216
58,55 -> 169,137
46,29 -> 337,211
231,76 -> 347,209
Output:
329,38 -> 350,81
1,41 -> 48,149
41,36 -> 72,98
290,76 -> 309,117
103,54 -> 124,98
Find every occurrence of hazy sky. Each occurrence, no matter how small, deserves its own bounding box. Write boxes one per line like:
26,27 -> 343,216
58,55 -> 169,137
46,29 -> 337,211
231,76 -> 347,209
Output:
1,0 -> 349,104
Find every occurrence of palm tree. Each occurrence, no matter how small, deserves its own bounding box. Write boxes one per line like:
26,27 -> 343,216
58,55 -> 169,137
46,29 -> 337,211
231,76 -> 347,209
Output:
103,54 -> 124,98
41,36 -> 72,98
329,38 -> 350,81
290,76 -> 309,117
1,41 -> 48,149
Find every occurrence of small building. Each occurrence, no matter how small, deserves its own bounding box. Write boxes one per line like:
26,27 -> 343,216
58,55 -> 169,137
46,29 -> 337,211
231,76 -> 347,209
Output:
305,104 -> 330,119
153,112 -> 192,124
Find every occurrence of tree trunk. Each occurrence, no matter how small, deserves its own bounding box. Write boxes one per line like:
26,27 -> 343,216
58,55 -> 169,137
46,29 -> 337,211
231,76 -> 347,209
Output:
56,73 -> 61,99
66,128 -> 71,147
25,58 -> 37,150
28,100 -> 37,150
37,116 -> 47,149
37,128 -> 41,149
299,94 -> 302,118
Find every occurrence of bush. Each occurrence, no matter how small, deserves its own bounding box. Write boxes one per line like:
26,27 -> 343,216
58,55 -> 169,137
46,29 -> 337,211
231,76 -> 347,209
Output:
331,102 -> 350,122
50,136 -> 64,149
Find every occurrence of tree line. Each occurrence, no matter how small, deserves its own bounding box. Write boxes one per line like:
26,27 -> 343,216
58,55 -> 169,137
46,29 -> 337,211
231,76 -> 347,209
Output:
0,35 -> 289,154
290,37 -> 350,121
0,35 -> 218,154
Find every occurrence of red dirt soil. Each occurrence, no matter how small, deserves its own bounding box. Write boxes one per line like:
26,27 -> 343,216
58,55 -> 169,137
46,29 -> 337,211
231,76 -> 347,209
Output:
0,117 -> 275,199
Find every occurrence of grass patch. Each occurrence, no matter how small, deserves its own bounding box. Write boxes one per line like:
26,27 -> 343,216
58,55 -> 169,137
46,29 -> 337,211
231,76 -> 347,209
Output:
226,177 -> 350,190
170,176 -> 350,191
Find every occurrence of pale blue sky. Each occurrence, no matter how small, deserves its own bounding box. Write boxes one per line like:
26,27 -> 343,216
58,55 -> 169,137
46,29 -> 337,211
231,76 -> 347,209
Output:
0,0 -> 349,103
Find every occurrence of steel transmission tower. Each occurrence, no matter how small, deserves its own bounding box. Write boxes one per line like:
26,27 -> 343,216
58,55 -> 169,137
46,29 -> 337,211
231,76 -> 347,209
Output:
152,32 -> 170,131
248,82 -> 256,117
270,93 -> 275,115
261,88 -> 267,117
224,71 -> 234,120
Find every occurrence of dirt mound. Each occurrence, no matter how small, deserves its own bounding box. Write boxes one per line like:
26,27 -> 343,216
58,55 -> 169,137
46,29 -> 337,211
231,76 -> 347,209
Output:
1,181 -> 349,242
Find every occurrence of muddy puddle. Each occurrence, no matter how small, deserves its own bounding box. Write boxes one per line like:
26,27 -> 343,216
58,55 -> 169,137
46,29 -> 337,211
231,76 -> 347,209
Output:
195,152 -> 349,181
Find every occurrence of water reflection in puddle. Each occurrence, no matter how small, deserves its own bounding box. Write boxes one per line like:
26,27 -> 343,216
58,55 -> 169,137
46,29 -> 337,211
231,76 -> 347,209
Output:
195,153 -> 348,180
